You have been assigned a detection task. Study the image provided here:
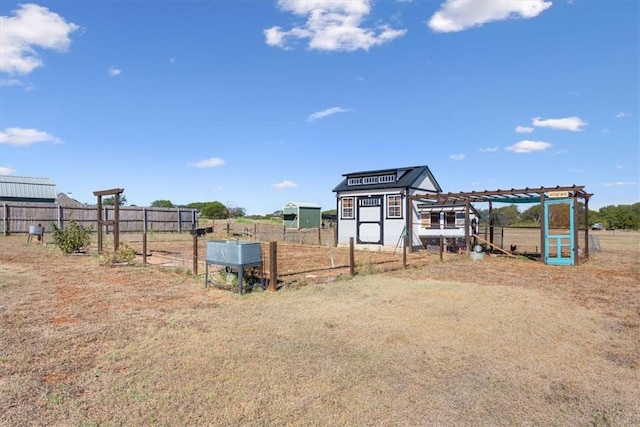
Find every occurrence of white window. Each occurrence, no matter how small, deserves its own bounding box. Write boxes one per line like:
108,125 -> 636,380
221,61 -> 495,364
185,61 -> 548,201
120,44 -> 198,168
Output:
342,197 -> 354,219
362,176 -> 378,185
387,195 -> 402,218
379,174 -> 395,184
445,212 -> 456,228
359,198 -> 381,206
348,178 -> 363,186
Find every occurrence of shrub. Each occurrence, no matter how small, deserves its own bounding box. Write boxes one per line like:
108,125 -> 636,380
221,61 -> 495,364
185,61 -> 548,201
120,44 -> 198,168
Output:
51,219 -> 93,254
98,243 -> 137,265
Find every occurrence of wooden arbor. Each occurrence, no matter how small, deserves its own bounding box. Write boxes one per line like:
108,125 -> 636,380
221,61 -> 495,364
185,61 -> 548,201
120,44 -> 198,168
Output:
93,188 -> 124,254
408,185 -> 593,265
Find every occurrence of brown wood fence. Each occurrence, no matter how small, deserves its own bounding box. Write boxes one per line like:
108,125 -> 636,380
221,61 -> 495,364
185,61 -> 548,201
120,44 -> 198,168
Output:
1,202 -> 198,235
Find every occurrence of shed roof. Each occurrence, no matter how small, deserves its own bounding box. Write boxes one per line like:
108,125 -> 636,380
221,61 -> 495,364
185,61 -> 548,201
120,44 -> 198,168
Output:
284,201 -> 322,209
57,192 -> 85,206
0,176 -> 57,203
332,165 -> 442,193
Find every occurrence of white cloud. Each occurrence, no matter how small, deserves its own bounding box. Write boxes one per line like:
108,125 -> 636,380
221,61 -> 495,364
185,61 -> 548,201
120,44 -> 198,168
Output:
428,0 -> 552,33
603,181 -> 636,187
272,180 -> 298,190
264,0 -> 407,51
449,153 -> 465,160
0,4 -> 79,74
515,125 -> 534,134
108,67 -> 122,76
0,166 -> 16,175
479,146 -> 499,153
188,157 -> 226,168
307,106 -> 349,122
532,116 -> 587,131
0,78 -> 23,87
0,127 -> 62,146
615,112 -> 630,118
505,140 -> 552,153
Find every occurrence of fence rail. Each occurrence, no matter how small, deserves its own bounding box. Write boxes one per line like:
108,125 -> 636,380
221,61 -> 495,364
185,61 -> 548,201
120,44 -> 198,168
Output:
1,202 -> 198,235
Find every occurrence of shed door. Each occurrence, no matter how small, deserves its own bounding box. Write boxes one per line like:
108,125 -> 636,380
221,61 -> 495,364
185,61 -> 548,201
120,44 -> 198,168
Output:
357,196 -> 383,244
544,198 -> 575,266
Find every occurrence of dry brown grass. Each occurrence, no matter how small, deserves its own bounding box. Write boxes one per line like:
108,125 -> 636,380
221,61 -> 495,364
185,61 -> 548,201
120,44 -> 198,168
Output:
1,230 -> 638,426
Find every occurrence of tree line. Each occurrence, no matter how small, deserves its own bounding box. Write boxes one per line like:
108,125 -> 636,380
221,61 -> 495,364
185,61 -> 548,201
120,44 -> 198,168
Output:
482,202 -> 640,230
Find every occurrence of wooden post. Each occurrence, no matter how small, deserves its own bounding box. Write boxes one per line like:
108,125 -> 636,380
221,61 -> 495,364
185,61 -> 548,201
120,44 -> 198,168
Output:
317,227 -> 322,246
584,196 -> 590,261
488,201 -> 494,249
192,209 -> 197,230
402,235 -> 407,268
573,196 -> 579,266
540,193 -> 546,264
142,233 -> 147,266
143,208 -> 147,233
93,188 -> 124,254
439,235 -> 444,263
226,222 -> 230,236
192,233 -> 198,275
96,196 -> 103,253
333,224 -> 338,247
3,203 -> 8,236
464,197 -> 471,252
113,194 -> 120,252
268,241 -> 277,291
406,193 -> 414,253
349,237 -> 355,276
57,204 -> 63,230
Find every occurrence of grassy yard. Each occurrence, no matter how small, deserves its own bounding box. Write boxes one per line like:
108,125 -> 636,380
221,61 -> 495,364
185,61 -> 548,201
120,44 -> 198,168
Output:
1,231 -> 638,426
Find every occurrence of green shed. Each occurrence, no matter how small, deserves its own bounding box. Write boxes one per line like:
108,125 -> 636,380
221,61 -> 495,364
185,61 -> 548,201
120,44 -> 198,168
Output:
283,202 -> 322,229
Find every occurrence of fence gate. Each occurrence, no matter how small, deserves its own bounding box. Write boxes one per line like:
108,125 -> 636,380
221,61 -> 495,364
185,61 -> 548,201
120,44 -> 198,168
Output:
544,198 -> 575,266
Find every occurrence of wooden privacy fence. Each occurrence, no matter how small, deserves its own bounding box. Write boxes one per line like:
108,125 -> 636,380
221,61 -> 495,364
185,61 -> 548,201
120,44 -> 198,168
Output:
1,202 -> 198,235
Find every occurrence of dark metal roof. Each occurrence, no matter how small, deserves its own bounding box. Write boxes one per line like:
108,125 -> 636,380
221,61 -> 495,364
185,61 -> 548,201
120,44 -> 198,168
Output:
0,175 -> 57,203
408,185 -> 592,205
332,165 -> 442,193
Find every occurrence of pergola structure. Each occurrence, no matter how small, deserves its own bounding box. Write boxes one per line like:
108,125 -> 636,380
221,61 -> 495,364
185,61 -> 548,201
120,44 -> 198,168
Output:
407,185 -> 593,265
93,188 -> 125,254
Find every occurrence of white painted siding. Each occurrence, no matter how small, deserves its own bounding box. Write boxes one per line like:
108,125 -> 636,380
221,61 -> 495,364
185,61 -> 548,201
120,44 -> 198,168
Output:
411,171 -> 439,193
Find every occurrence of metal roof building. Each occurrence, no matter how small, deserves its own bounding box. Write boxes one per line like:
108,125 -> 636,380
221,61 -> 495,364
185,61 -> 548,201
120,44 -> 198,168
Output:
283,201 -> 322,229
0,176 -> 57,203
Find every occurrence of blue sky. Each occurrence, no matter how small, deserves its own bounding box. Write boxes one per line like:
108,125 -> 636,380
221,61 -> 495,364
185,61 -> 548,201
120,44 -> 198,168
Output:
1,0 -> 638,215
